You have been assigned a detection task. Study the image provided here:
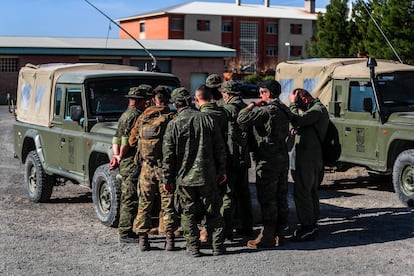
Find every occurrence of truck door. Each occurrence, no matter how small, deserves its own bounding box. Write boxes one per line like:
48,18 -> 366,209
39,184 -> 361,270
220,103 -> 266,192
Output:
58,87 -> 87,179
340,80 -> 380,163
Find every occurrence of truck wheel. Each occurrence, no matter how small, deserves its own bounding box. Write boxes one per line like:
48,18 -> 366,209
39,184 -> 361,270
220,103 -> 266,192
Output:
92,164 -> 121,227
393,150 -> 414,207
24,150 -> 54,202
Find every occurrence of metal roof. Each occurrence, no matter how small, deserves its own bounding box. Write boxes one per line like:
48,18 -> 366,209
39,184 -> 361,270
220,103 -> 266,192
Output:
0,36 -> 236,57
118,1 -> 324,21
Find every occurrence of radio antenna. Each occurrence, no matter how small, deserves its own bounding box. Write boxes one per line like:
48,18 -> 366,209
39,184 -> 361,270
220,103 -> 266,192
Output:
84,0 -> 157,70
359,0 -> 402,63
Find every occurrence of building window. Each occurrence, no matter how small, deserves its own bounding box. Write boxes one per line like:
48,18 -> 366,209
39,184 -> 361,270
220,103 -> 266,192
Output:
197,20 -> 210,31
171,18 -> 184,31
266,46 -> 278,56
291,45 -> 303,57
0,57 -> 18,72
290,24 -> 302,34
240,22 -> 258,73
140,22 -> 145,33
266,23 -> 278,34
222,22 -> 232,32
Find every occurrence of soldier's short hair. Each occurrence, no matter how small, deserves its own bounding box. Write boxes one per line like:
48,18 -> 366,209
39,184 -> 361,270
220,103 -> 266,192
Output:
195,84 -> 212,101
258,80 -> 281,98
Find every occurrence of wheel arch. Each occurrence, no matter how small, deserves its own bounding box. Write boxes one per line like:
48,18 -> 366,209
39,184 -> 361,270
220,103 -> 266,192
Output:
387,139 -> 414,171
88,151 -> 110,187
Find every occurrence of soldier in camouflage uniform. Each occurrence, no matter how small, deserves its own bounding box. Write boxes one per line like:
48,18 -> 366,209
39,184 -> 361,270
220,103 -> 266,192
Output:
110,85 -> 152,243
128,85 -> 178,251
194,84 -> 228,243
162,87 -> 227,257
220,80 -> 254,240
237,80 -> 291,248
289,88 -> 329,242
205,73 -> 224,106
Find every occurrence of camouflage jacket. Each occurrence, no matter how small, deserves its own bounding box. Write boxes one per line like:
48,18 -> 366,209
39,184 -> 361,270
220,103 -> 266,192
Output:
112,105 -> 141,159
162,106 -> 226,187
289,98 -> 329,154
199,102 -> 228,139
237,98 -> 290,167
222,96 -> 251,168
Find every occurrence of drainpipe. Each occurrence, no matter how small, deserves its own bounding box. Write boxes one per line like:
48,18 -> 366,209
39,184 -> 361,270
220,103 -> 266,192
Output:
264,0 -> 270,7
236,0 -> 241,5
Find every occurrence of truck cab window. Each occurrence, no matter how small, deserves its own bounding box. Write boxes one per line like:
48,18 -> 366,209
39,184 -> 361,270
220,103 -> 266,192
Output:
349,81 -> 376,112
65,89 -> 82,120
55,87 -> 62,116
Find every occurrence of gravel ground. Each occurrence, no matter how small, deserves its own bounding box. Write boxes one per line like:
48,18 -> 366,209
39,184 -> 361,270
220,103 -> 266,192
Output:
1,105 -> 413,276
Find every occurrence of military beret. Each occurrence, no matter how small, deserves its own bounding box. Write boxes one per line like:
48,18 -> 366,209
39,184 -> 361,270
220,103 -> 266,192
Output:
258,80 -> 281,97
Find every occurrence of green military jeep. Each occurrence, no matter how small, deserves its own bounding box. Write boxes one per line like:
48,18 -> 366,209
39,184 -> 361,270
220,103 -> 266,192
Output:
276,58 -> 414,207
12,63 -> 180,226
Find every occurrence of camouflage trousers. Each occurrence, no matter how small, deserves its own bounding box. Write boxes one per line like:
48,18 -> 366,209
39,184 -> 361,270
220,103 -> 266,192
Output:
177,184 -> 224,251
134,161 -> 177,234
227,166 -> 253,233
118,156 -> 139,238
255,161 -> 289,233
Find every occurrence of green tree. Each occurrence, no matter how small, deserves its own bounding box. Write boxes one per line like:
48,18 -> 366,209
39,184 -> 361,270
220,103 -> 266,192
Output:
309,0 -> 350,57
313,0 -> 414,64
360,0 -> 414,64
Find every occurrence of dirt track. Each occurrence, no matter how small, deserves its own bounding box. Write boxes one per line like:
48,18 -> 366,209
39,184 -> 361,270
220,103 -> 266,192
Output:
1,105 -> 413,275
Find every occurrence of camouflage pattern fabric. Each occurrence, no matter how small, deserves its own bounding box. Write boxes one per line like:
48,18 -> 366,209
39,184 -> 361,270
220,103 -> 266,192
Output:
289,98 -> 329,226
118,156 -> 139,236
237,98 -> 290,231
176,184 -> 224,252
113,106 -> 142,237
221,95 -> 253,236
162,107 -> 226,187
134,162 -> 177,234
162,106 -> 226,251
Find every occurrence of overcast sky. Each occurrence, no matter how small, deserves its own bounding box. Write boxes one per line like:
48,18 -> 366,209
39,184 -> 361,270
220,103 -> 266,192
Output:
0,0 -> 331,38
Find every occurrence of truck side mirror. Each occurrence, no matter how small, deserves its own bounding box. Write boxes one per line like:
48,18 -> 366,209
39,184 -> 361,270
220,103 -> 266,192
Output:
70,105 -> 83,122
363,98 -> 373,113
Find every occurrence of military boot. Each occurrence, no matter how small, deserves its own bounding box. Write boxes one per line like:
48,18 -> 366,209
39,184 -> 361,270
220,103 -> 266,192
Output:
138,233 -> 150,252
246,226 -> 275,249
165,232 -> 175,251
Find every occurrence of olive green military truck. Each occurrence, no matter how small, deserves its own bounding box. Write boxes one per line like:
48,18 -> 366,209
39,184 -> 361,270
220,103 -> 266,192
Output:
12,63 -> 180,226
276,58 -> 414,207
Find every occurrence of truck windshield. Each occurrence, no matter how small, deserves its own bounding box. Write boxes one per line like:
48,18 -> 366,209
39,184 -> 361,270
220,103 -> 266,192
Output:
85,77 -> 179,118
377,71 -> 414,112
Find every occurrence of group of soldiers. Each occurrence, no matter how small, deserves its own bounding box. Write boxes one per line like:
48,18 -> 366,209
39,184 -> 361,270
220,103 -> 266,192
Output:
110,73 -> 329,257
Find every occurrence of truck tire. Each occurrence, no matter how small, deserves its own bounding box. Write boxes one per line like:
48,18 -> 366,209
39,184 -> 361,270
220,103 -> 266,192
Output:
92,164 -> 121,227
24,150 -> 54,203
392,149 -> 414,207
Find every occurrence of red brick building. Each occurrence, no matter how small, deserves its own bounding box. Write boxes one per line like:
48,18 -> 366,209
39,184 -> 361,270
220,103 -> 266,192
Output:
118,0 -> 322,75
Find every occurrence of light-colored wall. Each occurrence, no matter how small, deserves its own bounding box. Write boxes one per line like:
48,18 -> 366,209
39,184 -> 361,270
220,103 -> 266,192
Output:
184,14 -> 222,45
278,18 -> 314,61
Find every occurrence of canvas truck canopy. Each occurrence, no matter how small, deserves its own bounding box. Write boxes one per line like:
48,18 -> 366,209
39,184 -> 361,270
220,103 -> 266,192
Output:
275,58 -> 414,105
16,63 -> 137,127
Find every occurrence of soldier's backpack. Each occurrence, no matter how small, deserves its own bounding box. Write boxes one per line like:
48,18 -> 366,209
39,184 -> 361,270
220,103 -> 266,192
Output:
137,110 -> 173,164
314,120 -> 341,166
